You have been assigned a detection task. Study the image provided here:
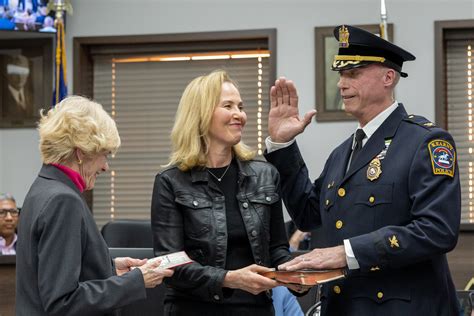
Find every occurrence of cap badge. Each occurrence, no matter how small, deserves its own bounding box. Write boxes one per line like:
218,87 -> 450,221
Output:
339,25 -> 350,48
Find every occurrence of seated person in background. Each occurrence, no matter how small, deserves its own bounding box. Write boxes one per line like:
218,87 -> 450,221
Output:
286,221 -> 311,252
0,10 -> 15,30
39,15 -> 55,32
273,285 -> 304,316
0,193 -> 19,255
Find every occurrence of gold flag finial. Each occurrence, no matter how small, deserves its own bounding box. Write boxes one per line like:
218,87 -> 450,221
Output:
380,0 -> 388,41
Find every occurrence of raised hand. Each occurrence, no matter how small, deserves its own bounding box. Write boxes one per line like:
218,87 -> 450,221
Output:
268,77 -> 317,143
223,264 -> 279,295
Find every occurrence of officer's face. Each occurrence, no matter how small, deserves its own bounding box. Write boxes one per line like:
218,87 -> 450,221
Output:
337,64 -> 389,125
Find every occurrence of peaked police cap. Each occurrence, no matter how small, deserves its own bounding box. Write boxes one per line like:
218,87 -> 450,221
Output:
332,25 -> 416,77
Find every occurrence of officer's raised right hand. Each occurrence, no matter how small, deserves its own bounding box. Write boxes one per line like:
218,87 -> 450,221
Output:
268,77 -> 317,143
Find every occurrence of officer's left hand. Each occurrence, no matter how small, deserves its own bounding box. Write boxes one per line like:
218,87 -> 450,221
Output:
278,245 -> 347,271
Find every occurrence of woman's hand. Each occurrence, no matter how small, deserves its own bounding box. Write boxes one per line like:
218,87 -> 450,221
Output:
114,257 -> 174,288
114,257 -> 147,276
137,259 -> 174,288
222,264 -> 279,295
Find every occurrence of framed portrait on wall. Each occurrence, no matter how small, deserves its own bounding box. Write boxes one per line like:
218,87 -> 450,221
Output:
0,34 -> 54,128
314,23 -> 394,122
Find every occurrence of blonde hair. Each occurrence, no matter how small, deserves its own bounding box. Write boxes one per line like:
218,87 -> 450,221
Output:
38,95 -> 120,164
167,70 -> 255,171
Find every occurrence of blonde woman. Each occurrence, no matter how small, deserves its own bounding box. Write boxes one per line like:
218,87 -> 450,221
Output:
151,70 -> 293,315
16,96 -> 173,316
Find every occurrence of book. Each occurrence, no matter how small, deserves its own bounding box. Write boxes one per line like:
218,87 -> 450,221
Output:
259,269 -> 345,285
148,251 -> 194,269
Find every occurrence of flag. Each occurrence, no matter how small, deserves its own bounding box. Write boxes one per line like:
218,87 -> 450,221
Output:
52,18 -> 68,106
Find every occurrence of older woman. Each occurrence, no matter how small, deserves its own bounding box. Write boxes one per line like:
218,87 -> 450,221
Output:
16,96 -> 173,316
151,70 -> 293,315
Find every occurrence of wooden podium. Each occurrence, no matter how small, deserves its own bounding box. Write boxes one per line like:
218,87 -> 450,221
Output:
0,255 -> 16,316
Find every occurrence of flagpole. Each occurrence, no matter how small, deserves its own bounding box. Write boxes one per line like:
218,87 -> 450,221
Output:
380,0 -> 388,41
50,0 -> 72,106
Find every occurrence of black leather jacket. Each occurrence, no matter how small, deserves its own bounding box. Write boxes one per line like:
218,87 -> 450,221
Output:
151,159 -> 291,303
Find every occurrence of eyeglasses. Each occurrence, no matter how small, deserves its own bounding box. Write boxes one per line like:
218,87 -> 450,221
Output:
0,209 -> 20,218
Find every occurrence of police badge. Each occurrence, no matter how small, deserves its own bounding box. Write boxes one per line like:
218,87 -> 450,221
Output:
367,158 -> 382,181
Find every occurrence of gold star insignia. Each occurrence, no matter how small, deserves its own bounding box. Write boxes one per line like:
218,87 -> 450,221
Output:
389,235 -> 399,248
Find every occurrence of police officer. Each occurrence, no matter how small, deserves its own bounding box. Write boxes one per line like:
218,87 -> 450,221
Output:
265,25 -> 461,315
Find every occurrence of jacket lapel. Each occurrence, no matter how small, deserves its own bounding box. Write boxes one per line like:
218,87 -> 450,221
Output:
342,104 -> 408,182
337,137 -> 354,180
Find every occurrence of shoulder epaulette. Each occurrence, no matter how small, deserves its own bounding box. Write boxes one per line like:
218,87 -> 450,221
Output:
404,114 -> 436,129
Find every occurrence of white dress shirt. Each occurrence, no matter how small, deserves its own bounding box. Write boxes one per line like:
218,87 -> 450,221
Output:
0,234 -> 17,255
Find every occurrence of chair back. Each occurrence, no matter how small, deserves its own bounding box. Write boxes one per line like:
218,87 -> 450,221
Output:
101,219 -> 153,248
102,219 -> 165,316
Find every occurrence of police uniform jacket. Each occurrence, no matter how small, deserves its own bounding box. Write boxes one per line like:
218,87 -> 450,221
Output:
16,164 -> 146,316
265,104 -> 461,316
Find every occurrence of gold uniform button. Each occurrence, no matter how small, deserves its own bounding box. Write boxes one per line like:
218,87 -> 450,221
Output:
369,196 -> 375,203
333,285 -> 341,294
325,199 -> 330,206
338,188 -> 346,197
377,292 -> 384,299
335,220 -> 343,229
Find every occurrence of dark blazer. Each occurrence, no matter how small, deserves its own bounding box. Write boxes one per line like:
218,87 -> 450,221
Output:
16,164 -> 147,316
265,104 -> 461,316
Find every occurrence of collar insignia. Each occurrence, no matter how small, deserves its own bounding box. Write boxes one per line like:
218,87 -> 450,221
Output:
389,235 -> 399,248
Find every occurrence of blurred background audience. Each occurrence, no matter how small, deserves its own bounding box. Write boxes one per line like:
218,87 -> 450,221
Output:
0,193 -> 19,255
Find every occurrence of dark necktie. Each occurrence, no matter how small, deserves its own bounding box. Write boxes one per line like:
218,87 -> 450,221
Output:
350,128 -> 366,168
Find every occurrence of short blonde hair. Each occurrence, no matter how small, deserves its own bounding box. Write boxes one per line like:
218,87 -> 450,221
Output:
38,95 -> 120,164
167,70 -> 255,171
